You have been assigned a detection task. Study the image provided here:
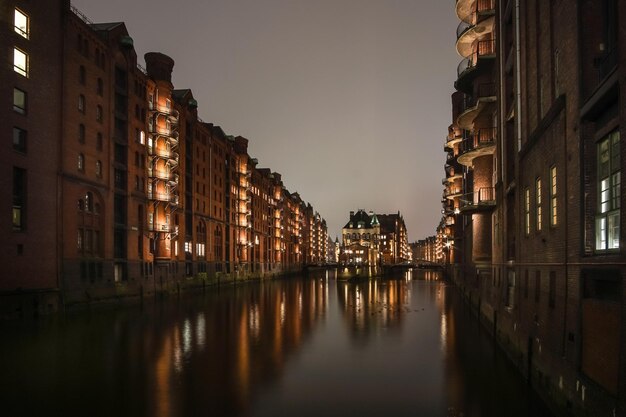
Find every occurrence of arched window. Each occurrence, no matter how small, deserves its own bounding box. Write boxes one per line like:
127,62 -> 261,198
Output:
85,192 -> 93,212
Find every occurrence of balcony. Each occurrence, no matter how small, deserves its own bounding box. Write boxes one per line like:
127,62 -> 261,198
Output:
456,2 -> 495,58
147,169 -> 171,180
456,0 -> 495,22
456,83 -> 496,129
459,187 -> 496,213
444,185 -> 463,200
456,40 -> 496,92
457,127 -> 496,166
147,191 -> 178,205
149,103 -> 180,122
444,132 -> 463,151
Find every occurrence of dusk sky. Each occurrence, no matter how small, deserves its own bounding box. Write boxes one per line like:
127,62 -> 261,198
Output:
73,0 -> 460,241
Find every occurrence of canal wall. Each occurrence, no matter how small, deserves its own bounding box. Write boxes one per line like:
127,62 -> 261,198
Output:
0,265 -> 315,319
447,266 -> 621,417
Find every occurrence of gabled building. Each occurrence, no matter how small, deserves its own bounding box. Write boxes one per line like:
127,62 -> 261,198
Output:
340,210 -> 381,266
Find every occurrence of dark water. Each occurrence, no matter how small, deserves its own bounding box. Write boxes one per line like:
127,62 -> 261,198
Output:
0,271 -> 553,417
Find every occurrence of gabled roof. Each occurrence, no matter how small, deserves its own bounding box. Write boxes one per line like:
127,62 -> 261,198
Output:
343,209 -> 378,229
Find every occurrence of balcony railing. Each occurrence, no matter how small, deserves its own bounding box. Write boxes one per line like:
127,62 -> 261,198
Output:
459,128 -> 496,154
459,187 -> 496,211
457,39 -> 496,77
456,0 -> 496,21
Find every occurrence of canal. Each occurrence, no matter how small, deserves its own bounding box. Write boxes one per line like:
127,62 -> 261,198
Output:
0,271 -> 553,417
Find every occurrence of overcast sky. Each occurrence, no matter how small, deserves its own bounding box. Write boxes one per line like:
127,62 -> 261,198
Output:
73,0 -> 459,241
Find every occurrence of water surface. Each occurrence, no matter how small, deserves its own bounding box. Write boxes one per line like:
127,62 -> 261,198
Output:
0,271 -> 553,417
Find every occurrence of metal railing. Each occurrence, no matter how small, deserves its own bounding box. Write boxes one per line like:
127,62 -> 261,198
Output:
457,39 -> 496,77
459,187 -> 496,209
459,128 -> 496,154
456,0 -> 496,23
70,4 -> 94,25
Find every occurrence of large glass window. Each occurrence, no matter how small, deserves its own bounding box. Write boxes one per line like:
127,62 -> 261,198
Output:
13,88 -> 26,114
13,47 -> 28,77
596,130 -> 620,250
550,166 -> 558,226
14,9 -> 29,38
13,127 -> 27,153
536,178 -> 543,231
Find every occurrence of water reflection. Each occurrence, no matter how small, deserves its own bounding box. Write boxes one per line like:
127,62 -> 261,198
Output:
0,272 -> 552,417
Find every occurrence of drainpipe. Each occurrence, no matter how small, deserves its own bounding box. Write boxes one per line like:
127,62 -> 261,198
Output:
515,0 -> 522,152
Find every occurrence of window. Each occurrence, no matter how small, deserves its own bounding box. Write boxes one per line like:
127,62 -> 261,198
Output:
13,127 -> 26,153
96,160 -> 102,178
96,105 -> 103,122
97,78 -> 103,96
536,178 -> 542,231
550,166 -> 558,226
12,167 -> 26,231
79,65 -> 86,85
97,132 -> 103,150
596,131 -> 620,250
78,229 -> 84,251
78,94 -> 85,113
78,153 -> 85,171
14,9 -> 29,38
13,48 -> 28,77
524,188 -> 530,235
79,124 -> 85,143
13,88 -> 26,114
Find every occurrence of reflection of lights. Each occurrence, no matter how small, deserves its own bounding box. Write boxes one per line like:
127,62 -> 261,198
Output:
280,300 -> 286,326
298,293 -> 303,317
249,304 -> 260,338
196,313 -> 206,348
183,319 -> 192,355
440,313 -> 447,351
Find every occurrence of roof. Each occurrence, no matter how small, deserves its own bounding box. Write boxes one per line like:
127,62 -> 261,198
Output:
89,22 -> 124,32
343,209 -> 379,229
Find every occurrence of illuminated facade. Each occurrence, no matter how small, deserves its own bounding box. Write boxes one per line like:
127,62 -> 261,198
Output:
0,2 -> 328,316
440,0 -> 626,415
377,213 -> 410,265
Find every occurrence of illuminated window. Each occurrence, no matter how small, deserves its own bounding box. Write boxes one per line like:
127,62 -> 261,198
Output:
550,166 -> 558,226
14,9 -> 29,38
13,88 -> 26,114
13,47 -> 28,77
78,153 -> 85,171
536,178 -> 542,231
596,131 -> 620,250
12,167 -> 26,231
524,188 -> 530,235
13,127 -> 26,153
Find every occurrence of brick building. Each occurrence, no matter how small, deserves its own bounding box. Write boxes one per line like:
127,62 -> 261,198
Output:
0,1 -> 327,317
442,0 -> 626,414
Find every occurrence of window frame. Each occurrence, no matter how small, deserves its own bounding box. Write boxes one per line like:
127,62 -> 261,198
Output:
13,127 -> 27,153
13,87 -> 27,114
14,8 -> 29,39
536,177 -> 543,231
595,130 -> 621,251
13,47 -> 28,77
550,166 -> 558,227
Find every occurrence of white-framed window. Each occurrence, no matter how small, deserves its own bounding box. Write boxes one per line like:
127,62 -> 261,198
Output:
536,178 -> 542,231
13,47 -> 28,77
596,131 -> 620,250
14,8 -> 29,39
550,166 -> 558,226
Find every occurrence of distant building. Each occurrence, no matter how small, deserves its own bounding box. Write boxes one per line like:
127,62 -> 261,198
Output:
377,212 -> 410,264
340,210 -> 380,266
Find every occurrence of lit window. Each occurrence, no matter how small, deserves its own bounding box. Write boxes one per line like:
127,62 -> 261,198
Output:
536,178 -> 542,231
596,131 -> 620,250
13,88 -> 26,114
14,9 -> 29,38
13,127 -> 26,153
550,166 -> 558,226
13,47 -> 28,77
78,153 -> 85,171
